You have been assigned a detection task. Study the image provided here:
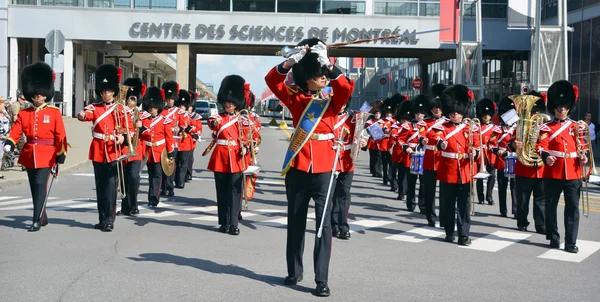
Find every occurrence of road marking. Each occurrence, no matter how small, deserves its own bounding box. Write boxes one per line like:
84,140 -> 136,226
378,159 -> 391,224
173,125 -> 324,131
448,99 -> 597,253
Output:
0,198 -> 74,211
190,209 -> 285,222
0,198 -> 60,206
349,219 -> 395,233
384,226 -> 446,243
0,196 -> 20,201
72,173 -> 284,185
259,212 -> 315,227
537,240 -> 600,263
458,231 -> 531,252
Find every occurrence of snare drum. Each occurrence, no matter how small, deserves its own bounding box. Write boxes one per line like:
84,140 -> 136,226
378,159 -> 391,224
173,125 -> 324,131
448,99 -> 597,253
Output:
504,153 -> 517,178
410,152 -> 424,175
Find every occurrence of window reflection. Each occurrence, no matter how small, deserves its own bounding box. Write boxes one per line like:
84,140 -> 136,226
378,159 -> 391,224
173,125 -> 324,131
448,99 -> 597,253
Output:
233,0 -> 276,12
278,0 -> 320,13
188,0 -> 230,11
323,1 -> 366,15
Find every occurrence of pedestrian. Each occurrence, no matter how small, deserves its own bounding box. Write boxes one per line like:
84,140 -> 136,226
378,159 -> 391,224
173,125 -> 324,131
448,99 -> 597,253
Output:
583,112 -> 598,144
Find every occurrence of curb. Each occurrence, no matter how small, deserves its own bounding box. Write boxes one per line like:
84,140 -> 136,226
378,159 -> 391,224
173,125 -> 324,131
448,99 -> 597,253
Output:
0,159 -> 91,190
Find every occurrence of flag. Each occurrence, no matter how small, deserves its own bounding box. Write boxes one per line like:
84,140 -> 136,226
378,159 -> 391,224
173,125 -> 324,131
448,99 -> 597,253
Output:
440,0 -> 460,43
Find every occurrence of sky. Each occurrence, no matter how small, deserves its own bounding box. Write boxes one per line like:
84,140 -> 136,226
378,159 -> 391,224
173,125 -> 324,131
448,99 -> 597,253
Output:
195,54 -> 350,97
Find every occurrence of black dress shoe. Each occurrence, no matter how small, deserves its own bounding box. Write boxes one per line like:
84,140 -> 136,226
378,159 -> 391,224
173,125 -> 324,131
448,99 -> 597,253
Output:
389,187 -> 397,192
175,184 -> 185,189
332,229 -> 340,238
94,223 -> 105,230
478,200 -> 485,205
444,235 -> 455,243
517,226 -> 527,232
487,200 -> 495,205
228,226 -> 240,235
550,240 -> 560,248
28,222 -> 41,232
397,195 -> 404,201
284,275 -> 303,285
316,283 -> 330,297
41,219 -> 48,227
167,190 -> 175,197
339,231 -> 351,240
458,237 -> 471,246
535,227 -> 546,235
102,223 -> 113,232
500,213 -> 508,218
427,221 -> 436,227
565,245 -> 579,253
218,225 -> 229,233
131,209 -> 140,215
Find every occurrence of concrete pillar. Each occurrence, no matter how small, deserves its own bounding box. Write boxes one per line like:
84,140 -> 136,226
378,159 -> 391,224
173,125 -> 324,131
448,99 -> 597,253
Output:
146,70 -> 152,86
177,0 -> 186,10
32,38 -> 39,62
9,38 -> 18,99
75,42 -> 85,113
63,40 -> 74,117
0,0 -> 8,98
419,61 -> 429,95
188,53 -> 196,92
137,66 -> 143,78
154,75 -> 159,86
176,44 -> 189,90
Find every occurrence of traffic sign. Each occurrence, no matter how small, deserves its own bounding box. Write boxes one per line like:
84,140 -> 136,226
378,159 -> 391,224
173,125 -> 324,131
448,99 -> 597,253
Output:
44,30 -> 65,72
412,78 -> 423,89
379,78 -> 387,85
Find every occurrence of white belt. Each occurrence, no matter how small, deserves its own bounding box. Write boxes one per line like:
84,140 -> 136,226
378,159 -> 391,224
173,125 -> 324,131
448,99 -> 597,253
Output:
408,143 -> 418,148
310,133 -> 335,141
547,150 -> 578,158
343,144 -> 352,151
441,151 -> 468,159
93,132 -> 115,141
216,139 -> 237,146
425,145 -> 436,151
145,139 -> 165,147
173,136 -> 182,139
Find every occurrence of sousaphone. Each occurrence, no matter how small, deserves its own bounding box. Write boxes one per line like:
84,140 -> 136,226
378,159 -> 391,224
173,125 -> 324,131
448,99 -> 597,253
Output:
161,148 -> 175,176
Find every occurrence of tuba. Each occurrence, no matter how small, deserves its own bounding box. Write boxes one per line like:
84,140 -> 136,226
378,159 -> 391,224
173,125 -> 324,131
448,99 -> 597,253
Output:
510,95 -> 551,167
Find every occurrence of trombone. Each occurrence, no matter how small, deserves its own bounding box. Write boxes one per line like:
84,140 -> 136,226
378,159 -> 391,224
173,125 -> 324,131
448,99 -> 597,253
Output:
575,121 -> 599,218
113,85 -> 137,198
464,118 -> 487,216
238,109 -> 261,210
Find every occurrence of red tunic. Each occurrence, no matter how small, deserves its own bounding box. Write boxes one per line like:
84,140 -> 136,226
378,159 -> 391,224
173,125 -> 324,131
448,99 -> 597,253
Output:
389,123 -> 404,163
207,113 -> 250,173
161,106 -> 186,148
139,112 -> 175,164
6,104 -> 68,169
479,123 -> 497,167
398,121 -> 423,168
265,63 -> 353,174
538,119 -> 586,180
79,102 -> 129,163
333,111 -> 356,172
418,117 -> 448,171
178,112 -> 199,152
489,125 -> 515,171
434,121 -> 480,184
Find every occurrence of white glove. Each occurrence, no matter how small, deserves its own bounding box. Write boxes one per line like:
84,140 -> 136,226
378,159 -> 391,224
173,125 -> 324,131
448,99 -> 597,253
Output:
311,42 -> 330,67
3,145 -> 10,152
286,45 -> 308,65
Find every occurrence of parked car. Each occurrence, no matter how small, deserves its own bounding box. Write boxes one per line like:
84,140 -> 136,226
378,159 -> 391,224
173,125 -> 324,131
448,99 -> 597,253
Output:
195,100 -> 211,119
209,102 -> 218,117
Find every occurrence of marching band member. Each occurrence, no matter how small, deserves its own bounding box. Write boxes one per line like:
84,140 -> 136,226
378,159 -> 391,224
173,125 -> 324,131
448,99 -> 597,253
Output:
160,81 -> 183,197
475,98 -> 497,206
77,64 -> 127,232
117,77 -> 145,216
207,75 -> 251,236
538,80 -> 585,253
434,85 -> 479,245
174,90 -> 197,189
513,91 -> 547,234
366,109 -> 383,177
139,87 -> 175,207
379,104 -> 395,187
418,83 -> 447,226
265,38 -> 353,297
186,91 -> 201,183
398,96 -> 427,213
490,97 -> 517,218
3,62 -> 67,232
390,100 -> 411,202
243,85 -> 261,206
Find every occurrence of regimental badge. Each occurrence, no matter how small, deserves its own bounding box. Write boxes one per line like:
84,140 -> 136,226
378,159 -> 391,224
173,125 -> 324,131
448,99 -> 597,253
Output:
43,115 -> 50,124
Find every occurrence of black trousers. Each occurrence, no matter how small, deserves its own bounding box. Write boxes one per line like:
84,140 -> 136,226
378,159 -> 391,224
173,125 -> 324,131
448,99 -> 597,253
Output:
544,179 -> 581,246
497,170 -> 517,215
380,151 -> 391,184
214,172 -> 242,227
162,148 -> 177,192
476,164 -> 496,202
186,151 -> 194,179
516,175 -> 545,230
423,170 -> 440,224
390,160 -> 398,189
369,149 -> 381,175
440,182 -> 471,238
26,168 -> 51,223
407,170 -> 424,211
92,161 -> 118,224
121,160 -> 141,213
285,167 -> 333,284
146,162 -> 163,205
396,164 -> 408,198
332,171 -> 354,233
175,150 -> 191,186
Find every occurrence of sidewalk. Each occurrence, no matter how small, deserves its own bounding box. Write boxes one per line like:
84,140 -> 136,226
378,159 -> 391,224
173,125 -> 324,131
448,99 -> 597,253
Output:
0,117 -> 92,189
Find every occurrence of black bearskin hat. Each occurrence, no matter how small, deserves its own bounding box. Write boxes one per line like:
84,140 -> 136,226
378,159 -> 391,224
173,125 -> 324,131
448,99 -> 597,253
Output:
441,85 -> 472,116
525,90 -> 547,114
396,100 -> 413,121
411,95 -> 428,115
142,86 -> 164,114
292,38 -> 330,92
218,75 -> 246,109
161,81 -> 179,101
20,62 -> 55,102
95,64 -> 121,97
123,77 -> 144,107
497,95 -> 516,125
176,89 -> 191,108
476,98 -> 496,118
427,83 -> 446,113
547,80 -> 577,114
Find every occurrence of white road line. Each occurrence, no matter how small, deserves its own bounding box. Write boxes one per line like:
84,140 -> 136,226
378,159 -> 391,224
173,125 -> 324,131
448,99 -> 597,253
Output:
0,196 -> 21,201
190,209 -> 284,222
458,231 -> 531,252
0,199 -> 78,211
0,197 -> 56,206
259,212 -> 315,227
349,219 -> 395,233
384,226 -> 446,243
537,240 -> 600,263
72,173 -> 284,185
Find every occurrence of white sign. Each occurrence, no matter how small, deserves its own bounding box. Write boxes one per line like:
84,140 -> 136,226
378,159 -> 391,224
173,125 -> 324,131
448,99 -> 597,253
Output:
44,53 -> 64,73
508,0 -> 537,28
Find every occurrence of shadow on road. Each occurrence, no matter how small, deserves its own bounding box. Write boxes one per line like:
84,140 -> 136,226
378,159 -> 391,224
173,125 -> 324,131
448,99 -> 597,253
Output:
0,215 -> 94,230
127,253 -> 314,294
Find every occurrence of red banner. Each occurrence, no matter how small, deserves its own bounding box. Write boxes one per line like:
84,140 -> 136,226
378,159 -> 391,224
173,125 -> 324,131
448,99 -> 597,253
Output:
440,0 -> 460,43
353,58 -> 364,68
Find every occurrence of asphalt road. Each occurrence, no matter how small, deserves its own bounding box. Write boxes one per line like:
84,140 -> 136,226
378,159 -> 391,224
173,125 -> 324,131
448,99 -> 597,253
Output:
1,123 -> 599,301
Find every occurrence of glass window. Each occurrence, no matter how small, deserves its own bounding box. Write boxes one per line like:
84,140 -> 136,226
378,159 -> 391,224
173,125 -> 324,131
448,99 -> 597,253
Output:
323,1 -> 366,15
592,17 -> 600,72
583,0 -> 598,8
41,0 -> 83,6
375,1 -> 418,16
87,0 -> 129,8
572,22 -> 582,74
232,0 -> 275,12
570,74 -> 580,110
278,0 -> 320,13
590,73 -> 600,119
581,20 -> 591,73
134,0 -> 176,9
568,0 -> 582,11
464,0 -> 507,18
13,0 -> 39,4
580,73 -> 590,115
420,0 -> 440,16
188,0 -> 230,11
